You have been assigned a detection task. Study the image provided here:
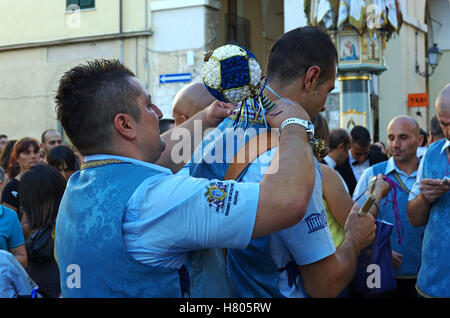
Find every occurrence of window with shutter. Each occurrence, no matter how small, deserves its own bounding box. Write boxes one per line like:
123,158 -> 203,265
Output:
66,0 -> 95,10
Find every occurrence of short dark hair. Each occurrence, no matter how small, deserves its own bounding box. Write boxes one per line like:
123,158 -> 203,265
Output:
350,125 -> 371,148
266,26 -> 338,86
159,118 -> 175,134
47,145 -> 80,173
329,128 -> 351,150
419,128 -> 428,146
0,134 -> 7,139
41,129 -> 58,144
55,59 -> 142,155
430,115 -> 444,139
19,164 -> 66,230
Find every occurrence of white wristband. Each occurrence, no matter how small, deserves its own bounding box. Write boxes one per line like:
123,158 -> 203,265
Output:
279,118 -> 309,132
280,118 -> 315,142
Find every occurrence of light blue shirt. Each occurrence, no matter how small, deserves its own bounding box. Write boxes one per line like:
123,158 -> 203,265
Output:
85,154 -> 260,269
0,205 -> 24,252
241,148 -> 336,298
354,157 -> 418,204
409,138 -> 450,201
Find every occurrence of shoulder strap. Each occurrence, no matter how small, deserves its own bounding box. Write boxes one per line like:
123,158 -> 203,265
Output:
392,171 -> 411,194
222,131 -> 278,261
224,131 -> 279,181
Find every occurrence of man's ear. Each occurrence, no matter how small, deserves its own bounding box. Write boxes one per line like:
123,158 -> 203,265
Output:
180,114 -> 188,122
303,66 -> 321,92
337,142 -> 346,152
418,134 -> 424,147
113,113 -> 137,140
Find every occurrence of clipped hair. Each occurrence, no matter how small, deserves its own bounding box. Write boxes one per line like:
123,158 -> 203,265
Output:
266,26 -> 337,85
55,59 -> 142,155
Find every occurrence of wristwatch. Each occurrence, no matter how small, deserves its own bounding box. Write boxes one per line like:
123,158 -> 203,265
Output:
280,118 -> 315,142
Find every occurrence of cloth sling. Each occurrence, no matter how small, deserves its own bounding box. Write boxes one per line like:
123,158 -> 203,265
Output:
222,131 -> 279,259
224,131 -> 278,181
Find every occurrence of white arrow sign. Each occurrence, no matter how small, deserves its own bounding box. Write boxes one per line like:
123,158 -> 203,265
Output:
159,73 -> 192,84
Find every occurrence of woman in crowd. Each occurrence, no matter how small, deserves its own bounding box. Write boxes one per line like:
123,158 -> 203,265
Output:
0,140 -> 17,197
313,114 -> 353,248
1,138 -> 40,214
20,164 -> 66,298
46,144 -> 80,181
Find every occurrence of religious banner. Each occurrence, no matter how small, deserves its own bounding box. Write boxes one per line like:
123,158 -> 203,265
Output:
341,109 -> 367,131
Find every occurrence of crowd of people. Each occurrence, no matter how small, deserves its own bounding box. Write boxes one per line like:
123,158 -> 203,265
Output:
0,130 -> 82,297
0,26 -> 449,299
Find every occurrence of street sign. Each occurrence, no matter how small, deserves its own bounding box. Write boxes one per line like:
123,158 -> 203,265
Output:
159,73 -> 192,84
408,93 -> 429,107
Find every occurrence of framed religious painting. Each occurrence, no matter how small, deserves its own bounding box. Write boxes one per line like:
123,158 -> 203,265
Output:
361,33 -> 382,64
337,32 -> 361,64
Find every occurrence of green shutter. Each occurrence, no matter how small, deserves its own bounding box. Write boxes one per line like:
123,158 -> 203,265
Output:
80,0 -> 95,9
66,0 -> 95,10
66,0 -> 78,8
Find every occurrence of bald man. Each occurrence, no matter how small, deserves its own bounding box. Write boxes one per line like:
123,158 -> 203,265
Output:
172,82 -> 216,125
353,115 -> 425,298
407,84 -> 450,298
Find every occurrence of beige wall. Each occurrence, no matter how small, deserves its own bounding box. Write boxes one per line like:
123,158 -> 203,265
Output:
0,0 -> 149,47
427,0 -> 450,118
429,51 -> 450,116
217,0 -> 283,70
0,0 -> 151,141
377,0 -> 429,144
0,37 -> 152,140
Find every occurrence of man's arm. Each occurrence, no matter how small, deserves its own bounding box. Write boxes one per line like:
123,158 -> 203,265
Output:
300,205 -> 374,297
156,101 -> 234,173
300,177 -> 390,298
251,99 -> 314,238
9,245 -> 27,269
407,179 -> 449,227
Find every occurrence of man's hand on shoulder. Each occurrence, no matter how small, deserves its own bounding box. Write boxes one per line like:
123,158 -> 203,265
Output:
205,101 -> 235,128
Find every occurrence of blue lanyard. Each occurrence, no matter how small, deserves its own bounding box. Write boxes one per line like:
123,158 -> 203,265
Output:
265,85 -> 297,107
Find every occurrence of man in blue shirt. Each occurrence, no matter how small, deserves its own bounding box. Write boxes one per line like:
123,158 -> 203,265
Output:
353,115 -> 425,297
407,83 -> 450,297
187,27 -> 389,298
53,59 -> 354,297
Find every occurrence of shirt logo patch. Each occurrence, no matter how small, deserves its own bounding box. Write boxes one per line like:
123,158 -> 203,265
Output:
305,209 -> 327,234
205,182 -> 228,212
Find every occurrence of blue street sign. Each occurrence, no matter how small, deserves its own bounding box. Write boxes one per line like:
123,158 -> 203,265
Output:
159,73 -> 192,84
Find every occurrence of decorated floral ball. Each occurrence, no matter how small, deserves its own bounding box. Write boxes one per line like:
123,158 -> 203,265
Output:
202,44 -> 262,105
